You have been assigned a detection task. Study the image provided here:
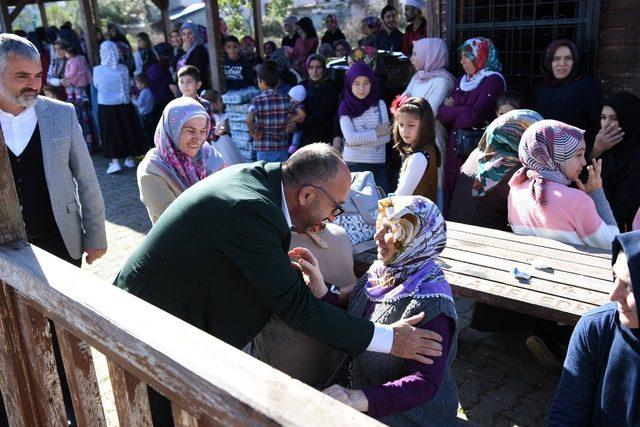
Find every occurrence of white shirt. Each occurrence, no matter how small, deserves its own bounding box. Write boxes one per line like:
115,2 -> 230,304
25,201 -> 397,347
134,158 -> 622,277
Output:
280,183 -> 394,353
0,106 -> 38,157
395,152 -> 429,196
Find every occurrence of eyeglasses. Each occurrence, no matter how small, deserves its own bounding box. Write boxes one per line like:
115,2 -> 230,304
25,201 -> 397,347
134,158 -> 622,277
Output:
308,184 -> 345,217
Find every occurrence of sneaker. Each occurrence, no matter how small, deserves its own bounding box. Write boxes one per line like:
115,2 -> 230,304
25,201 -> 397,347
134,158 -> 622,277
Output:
124,157 -> 136,168
106,162 -> 122,174
526,335 -> 562,370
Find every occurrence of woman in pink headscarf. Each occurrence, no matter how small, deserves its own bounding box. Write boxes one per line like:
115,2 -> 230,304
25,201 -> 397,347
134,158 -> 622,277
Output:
402,38 -> 456,208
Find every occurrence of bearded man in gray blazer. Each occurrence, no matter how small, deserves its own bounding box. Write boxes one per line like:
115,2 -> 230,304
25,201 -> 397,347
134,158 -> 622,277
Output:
0,33 -> 106,265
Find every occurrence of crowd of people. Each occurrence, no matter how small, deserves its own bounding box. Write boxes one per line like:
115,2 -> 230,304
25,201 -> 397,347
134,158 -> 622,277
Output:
1,1 -> 639,424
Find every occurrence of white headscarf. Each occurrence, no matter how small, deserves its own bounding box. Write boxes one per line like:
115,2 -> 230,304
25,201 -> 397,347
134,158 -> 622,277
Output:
100,41 -> 120,69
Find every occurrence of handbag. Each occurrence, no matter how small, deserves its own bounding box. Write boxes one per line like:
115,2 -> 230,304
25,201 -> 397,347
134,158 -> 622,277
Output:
333,171 -> 384,254
455,128 -> 485,159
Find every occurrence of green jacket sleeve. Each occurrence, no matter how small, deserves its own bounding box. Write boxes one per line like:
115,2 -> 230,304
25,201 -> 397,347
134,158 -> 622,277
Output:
217,201 -> 374,356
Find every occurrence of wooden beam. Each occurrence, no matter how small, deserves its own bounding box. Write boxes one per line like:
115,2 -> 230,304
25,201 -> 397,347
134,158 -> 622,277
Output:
251,0 -> 265,59
0,245 -> 383,426
161,8 -> 171,43
9,0 -> 30,22
0,117 -> 26,246
78,0 -> 99,66
0,1 -> 11,33
90,0 -> 101,33
37,0 -> 48,28
204,0 -> 223,91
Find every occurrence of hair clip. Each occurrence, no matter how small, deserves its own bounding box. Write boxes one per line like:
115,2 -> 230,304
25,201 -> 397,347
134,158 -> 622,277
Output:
390,93 -> 410,115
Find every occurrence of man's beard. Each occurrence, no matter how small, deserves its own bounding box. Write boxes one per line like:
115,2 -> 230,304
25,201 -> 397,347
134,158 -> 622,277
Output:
0,85 -> 38,108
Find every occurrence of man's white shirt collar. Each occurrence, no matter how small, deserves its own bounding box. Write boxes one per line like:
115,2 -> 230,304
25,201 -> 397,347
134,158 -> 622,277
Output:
281,182 -> 293,229
0,105 -> 37,157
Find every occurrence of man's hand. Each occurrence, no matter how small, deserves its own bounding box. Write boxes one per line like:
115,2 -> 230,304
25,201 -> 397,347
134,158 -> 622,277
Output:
591,123 -> 624,159
323,385 -> 368,412
251,130 -> 264,140
389,312 -> 443,364
84,248 -> 106,265
575,158 -> 603,194
289,247 -> 326,298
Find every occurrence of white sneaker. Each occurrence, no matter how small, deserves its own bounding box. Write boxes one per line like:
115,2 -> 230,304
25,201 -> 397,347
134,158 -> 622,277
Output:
106,162 -> 122,174
124,157 -> 136,168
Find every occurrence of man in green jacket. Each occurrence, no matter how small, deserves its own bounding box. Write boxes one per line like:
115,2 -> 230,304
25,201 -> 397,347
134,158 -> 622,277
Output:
116,144 -> 442,361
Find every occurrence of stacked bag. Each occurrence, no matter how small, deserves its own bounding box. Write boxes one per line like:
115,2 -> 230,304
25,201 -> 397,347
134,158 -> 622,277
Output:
222,87 -> 261,162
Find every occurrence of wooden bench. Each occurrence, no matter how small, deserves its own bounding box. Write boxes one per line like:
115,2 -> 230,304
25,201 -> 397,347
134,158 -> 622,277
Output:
354,221 -> 612,325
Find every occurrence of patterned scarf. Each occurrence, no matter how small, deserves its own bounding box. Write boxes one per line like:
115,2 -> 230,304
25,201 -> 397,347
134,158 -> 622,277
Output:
472,109 -> 543,197
509,119 -> 585,205
365,196 -> 452,303
177,23 -> 205,71
148,97 -> 213,191
458,37 -> 506,92
99,41 -> 120,70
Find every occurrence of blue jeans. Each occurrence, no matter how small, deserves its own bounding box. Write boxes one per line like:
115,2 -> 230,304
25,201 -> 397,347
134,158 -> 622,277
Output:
256,150 -> 289,162
347,162 -> 390,194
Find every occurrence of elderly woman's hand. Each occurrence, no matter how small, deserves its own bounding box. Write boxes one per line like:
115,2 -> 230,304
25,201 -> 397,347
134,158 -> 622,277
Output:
592,123 -> 624,159
443,97 -> 454,107
289,247 -> 327,298
323,385 -> 369,412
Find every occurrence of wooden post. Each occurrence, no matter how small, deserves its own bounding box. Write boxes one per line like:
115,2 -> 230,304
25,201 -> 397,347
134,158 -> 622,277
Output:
78,0 -> 99,66
90,0 -> 101,33
0,1 -> 11,33
0,283 -> 40,426
0,121 -> 26,245
161,8 -> 170,42
37,0 -> 48,28
425,0 -> 440,37
9,0 -> 30,22
251,0 -> 265,59
204,0 -> 223,91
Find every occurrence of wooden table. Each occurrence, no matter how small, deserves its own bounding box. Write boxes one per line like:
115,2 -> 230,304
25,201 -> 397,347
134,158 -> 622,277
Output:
354,221 -> 613,325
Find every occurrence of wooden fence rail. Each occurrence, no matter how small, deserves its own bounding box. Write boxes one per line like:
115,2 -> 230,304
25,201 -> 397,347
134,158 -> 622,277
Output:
0,243 -> 382,426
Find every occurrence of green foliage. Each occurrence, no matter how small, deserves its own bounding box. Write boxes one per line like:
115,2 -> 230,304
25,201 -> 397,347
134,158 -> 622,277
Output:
267,0 -> 292,19
219,0 -> 251,37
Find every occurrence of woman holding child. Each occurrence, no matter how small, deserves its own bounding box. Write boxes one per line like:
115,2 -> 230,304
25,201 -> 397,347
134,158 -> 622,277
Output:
295,196 -> 458,425
137,97 -> 225,224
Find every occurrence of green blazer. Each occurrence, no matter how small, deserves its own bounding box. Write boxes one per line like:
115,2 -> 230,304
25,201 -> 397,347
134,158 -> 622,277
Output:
115,162 -> 374,355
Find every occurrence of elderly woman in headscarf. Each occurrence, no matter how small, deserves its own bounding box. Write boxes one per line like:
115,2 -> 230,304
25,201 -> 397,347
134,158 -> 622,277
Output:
298,196 -> 458,425
591,93 -> 640,232
438,37 -> 506,212
240,35 -> 263,71
93,41 -> 147,174
269,47 -> 299,94
282,15 -> 299,48
534,39 -> 602,153
133,31 -> 158,76
321,14 -> 346,47
449,110 -> 543,332
549,230 -> 640,426
137,97 -> 225,225
292,17 -> 319,71
176,22 -> 211,89
507,119 -> 619,249
359,16 -> 382,48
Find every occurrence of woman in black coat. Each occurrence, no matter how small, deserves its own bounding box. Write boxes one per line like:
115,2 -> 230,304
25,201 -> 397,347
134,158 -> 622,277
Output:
299,54 -> 339,147
534,39 -> 602,154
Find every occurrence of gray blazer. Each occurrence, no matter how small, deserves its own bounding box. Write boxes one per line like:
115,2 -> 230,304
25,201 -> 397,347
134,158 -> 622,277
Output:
35,96 -> 107,259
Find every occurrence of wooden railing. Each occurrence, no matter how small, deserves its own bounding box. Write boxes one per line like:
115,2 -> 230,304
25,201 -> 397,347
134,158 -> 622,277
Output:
0,133 -> 381,426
